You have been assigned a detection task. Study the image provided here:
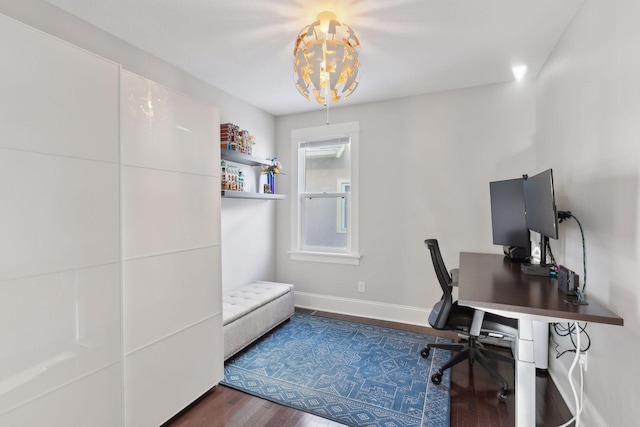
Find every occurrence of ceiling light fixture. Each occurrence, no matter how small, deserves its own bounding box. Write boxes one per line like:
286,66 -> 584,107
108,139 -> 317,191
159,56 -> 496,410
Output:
293,11 -> 360,124
512,64 -> 528,82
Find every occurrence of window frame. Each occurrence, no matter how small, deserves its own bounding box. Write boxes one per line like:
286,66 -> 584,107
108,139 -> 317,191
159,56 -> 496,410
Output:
336,179 -> 350,234
289,122 -> 360,265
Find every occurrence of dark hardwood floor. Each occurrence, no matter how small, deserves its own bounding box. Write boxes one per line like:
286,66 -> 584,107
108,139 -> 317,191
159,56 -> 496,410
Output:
164,309 -> 572,427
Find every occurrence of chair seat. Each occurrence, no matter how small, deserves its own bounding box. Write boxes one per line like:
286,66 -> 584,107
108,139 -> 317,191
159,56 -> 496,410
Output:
432,302 -> 518,338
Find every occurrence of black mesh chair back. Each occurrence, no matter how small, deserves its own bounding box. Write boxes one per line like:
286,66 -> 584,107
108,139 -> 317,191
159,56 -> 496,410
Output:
425,239 -> 454,329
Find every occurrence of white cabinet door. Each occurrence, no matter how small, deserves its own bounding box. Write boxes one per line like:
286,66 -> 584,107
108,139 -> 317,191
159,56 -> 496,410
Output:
0,15 -> 222,427
0,14 -> 119,162
121,71 -> 219,176
124,314 -> 223,427
123,246 -> 222,353
0,14 -> 122,426
121,70 -> 222,427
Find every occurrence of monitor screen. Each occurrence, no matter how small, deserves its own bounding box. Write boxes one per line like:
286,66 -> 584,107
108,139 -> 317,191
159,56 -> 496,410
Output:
490,178 -> 530,248
523,168 -> 558,239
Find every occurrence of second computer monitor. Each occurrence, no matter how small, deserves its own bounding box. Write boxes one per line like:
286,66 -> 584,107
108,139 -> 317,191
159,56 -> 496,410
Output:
523,168 -> 559,240
489,177 -> 530,249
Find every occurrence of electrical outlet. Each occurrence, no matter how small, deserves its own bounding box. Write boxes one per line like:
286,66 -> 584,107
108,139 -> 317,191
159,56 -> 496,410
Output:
579,352 -> 588,372
357,281 -> 366,293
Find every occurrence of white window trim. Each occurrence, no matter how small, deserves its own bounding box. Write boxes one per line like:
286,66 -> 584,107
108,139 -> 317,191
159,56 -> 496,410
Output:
288,250 -> 361,265
336,179 -> 349,234
289,121 -> 360,265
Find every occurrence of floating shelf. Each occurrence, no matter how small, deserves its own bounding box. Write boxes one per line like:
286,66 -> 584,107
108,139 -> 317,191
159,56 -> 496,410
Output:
220,150 -> 271,167
221,190 -> 285,200
220,150 -> 283,199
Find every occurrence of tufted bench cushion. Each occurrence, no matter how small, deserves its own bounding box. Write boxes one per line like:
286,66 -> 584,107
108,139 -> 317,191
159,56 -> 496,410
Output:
223,282 -> 292,326
223,281 -> 294,360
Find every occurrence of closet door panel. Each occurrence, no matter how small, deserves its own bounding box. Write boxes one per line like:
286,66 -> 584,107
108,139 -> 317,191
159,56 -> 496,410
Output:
121,71 -> 219,176
0,364 -> 122,427
121,70 -> 222,426
0,15 -> 119,162
123,245 -> 221,353
0,264 -> 121,413
0,149 -> 120,281
122,166 -> 220,259
124,315 -> 222,427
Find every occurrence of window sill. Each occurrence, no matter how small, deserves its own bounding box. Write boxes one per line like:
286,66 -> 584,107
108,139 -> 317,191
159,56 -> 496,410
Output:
288,250 -> 361,265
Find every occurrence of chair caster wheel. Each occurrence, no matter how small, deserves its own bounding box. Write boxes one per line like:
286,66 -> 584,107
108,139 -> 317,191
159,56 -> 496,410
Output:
431,372 -> 442,385
420,347 -> 430,358
497,388 -> 508,402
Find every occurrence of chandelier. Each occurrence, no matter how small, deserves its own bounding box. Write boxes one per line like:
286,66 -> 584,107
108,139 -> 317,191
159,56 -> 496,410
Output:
293,11 -> 360,112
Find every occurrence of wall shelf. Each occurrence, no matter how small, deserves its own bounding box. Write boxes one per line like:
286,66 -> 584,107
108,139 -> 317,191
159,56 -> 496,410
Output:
221,190 -> 285,200
221,150 -> 283,199
221,150 -> 271,167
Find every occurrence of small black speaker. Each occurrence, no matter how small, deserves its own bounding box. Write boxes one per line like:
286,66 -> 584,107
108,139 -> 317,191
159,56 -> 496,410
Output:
557,265 -> 579,295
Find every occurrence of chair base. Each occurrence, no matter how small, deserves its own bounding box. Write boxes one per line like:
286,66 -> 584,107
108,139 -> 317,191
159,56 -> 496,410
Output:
422,336 -> 514,402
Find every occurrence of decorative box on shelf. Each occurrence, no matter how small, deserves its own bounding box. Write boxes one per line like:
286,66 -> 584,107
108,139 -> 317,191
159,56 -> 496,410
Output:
221,123 -> 255,155
220,160 -> 245,191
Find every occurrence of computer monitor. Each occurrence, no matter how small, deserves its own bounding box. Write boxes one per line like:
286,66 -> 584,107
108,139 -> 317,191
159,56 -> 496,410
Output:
489,178 -> 530,259
523,168 -> 558,239
523,168 -> 558,272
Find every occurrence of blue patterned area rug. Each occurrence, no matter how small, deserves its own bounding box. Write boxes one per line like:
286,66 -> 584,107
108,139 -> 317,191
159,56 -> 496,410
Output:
222,313 -> 452,427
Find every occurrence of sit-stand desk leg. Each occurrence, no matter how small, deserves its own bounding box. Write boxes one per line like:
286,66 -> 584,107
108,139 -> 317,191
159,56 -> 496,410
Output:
533,320 -> 549,370
515,318 -> 536,427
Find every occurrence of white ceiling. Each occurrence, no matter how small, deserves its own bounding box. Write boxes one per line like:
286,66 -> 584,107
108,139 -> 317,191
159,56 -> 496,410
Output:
44,0 -> 583,116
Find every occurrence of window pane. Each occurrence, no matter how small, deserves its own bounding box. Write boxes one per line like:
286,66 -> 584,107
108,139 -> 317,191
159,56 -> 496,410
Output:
302,196 -> 349,250
303,142 -> 351,193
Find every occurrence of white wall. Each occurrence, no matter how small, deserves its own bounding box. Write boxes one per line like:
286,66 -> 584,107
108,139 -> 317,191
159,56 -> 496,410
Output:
276,82 -> 536,322
536,0 -> 640,425
0,0 -> 278,293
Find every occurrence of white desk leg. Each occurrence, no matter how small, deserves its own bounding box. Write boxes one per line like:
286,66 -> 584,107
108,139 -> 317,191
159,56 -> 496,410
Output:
515,318 -> 536,427
533,320 -> 549,370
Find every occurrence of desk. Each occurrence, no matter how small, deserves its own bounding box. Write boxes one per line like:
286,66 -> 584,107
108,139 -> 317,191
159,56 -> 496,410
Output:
458,252 -> 623,427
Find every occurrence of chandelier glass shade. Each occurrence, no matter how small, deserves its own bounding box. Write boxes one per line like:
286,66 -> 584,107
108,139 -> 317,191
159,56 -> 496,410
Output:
293,11 -> 360,106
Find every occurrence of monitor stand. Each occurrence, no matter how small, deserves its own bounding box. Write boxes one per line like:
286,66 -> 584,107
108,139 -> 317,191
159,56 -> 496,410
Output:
521,235 -> 552,276
503,245 -> 530,262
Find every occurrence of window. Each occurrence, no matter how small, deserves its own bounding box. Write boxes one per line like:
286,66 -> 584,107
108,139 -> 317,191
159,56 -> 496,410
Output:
289,122 -> 360,265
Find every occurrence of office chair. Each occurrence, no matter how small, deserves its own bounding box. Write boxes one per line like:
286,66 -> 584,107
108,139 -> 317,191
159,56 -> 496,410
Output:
422,239 -> 518,401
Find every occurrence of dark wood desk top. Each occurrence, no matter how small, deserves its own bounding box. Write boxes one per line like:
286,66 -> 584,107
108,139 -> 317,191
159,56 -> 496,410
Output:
458,252 -> 623,326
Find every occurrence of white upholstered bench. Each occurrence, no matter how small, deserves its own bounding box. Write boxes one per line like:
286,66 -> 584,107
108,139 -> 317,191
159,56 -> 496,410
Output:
222,281 -> 294,360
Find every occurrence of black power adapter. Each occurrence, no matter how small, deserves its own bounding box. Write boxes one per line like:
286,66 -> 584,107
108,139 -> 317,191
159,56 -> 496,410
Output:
557,265 -> 579,295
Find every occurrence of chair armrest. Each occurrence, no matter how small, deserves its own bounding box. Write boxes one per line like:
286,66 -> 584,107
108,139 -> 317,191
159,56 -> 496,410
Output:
450,268 -> 459,286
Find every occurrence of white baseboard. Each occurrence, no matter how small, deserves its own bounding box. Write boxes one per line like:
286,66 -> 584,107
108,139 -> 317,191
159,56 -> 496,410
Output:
293,291 -> 430,327
548,360 -> 608,427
